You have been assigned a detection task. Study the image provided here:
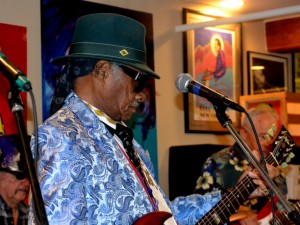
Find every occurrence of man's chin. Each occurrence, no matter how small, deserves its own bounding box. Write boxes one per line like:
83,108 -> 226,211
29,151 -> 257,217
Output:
121,109 -> 136,121
14,193 -> 28,202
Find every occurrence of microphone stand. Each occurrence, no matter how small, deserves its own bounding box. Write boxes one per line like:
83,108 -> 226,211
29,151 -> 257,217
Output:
212,101 -> 300,224
7,85 -> 49,225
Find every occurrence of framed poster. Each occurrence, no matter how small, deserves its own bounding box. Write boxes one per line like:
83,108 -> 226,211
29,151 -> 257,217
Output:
182,8 -> 241,133
247,51 -> 288,95
41,0 -> 159,177
239,93 -> 284,128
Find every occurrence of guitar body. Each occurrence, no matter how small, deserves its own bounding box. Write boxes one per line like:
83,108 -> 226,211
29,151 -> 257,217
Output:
133,211 -> 172,225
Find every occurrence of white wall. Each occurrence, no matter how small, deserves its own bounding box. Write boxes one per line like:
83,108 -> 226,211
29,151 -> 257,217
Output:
242,20 -> 293,94
0,0 -> 293,197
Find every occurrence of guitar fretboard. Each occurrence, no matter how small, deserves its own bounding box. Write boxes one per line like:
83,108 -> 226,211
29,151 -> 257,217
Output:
196,142 -> 282,225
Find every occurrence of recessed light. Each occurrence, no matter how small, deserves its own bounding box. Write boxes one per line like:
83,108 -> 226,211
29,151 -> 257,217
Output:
219,0 -> 244,9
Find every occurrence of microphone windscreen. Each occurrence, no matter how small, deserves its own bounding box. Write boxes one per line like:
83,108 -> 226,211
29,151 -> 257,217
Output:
175,73 -> 192,93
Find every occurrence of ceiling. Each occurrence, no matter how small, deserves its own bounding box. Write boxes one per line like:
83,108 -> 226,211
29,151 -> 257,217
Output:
185,0 -> 300,17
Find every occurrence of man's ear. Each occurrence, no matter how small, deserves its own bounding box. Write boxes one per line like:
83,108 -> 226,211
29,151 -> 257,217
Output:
93,60 -> 110,78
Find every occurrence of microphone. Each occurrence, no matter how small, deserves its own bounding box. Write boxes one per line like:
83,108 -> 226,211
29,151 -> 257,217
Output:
0,51 -> 32,92
176,73 -> 245,112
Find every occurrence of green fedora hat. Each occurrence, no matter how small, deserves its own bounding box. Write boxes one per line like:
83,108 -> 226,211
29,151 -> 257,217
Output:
52,13 -> 160,79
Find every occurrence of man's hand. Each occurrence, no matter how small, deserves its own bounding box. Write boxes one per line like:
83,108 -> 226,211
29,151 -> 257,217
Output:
240,150 -> 279,198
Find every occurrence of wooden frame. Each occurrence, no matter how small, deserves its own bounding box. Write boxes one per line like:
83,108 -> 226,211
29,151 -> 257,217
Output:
182,8 -> 241,133
239,93 -> 286,127
247,51 -> 288,95
239,92 -> 300,146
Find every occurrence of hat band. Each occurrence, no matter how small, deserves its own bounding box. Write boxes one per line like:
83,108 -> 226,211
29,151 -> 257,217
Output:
69,42 -> 146,63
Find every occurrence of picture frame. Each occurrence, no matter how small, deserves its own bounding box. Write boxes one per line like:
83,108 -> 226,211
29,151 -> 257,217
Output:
239,92 -> 286,128
293,52 -> 300,93
0,23 -> 27,135
41,0 -> 160,177
247,51 -> 288,95
182,8 -> 241,133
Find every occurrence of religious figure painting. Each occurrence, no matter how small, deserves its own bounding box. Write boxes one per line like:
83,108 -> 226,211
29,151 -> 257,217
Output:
183,8 -> 241,133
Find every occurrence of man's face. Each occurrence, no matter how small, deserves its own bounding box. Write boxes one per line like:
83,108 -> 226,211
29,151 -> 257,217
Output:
214,40 -> 220,52
243,113 -> 278,156
94,62 -> 149,121
253,70 -> 265,84
0,172 -> 30,207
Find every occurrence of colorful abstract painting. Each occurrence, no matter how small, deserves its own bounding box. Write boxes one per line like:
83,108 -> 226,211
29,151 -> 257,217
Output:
0,23 -> 27,135
41,0 -> 159,177
183,8 -> 241,133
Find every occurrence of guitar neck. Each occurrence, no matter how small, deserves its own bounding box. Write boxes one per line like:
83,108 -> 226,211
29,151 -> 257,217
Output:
196,174 -> 256,225
133,126 -> 295,225
196,153 -> 278,225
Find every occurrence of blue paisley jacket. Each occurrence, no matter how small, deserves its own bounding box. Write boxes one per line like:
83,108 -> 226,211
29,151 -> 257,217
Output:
30,92 -> 221,225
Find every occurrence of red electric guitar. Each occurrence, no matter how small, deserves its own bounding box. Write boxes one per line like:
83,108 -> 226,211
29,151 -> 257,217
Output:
133,125 -> 296,225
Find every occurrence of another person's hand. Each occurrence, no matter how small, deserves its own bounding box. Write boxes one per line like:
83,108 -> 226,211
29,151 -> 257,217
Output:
239,150 -> 278,198
239,214 -> 259,225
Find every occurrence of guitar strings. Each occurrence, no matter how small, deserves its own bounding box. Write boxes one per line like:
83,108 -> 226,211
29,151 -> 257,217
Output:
196,142 -> 282,225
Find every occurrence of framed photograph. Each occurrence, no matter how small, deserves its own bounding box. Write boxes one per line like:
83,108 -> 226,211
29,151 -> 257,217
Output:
247,51 -> 288,95
240,92 -> 300,146
182,8 -> 241,133
293,52 -> 300,93
239,93 -> 286,128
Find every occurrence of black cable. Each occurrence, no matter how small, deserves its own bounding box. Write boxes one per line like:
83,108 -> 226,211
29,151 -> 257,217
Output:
243,111 -> 276,225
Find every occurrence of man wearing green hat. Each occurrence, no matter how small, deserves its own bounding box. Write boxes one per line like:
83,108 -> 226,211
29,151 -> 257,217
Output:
31,13 -> 271,225
0,135 -> 30,225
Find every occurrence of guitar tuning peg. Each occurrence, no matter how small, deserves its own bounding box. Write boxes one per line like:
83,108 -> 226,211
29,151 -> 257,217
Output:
285,153 -> 296,164
282,162 -> 288,168
267,126 -> 275,138
271,124 -> 277,133
264,134 -> 271,142
289,152 -> 295,159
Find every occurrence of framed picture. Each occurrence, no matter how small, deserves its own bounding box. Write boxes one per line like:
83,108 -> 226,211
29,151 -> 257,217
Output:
182,8 -> 241,133
247,51 -> 288,95
41,0 -> 159,177
0,23 -> 27,135
293,52 -> 300,93
240,92 -> 300,146
239,93 -> 286,128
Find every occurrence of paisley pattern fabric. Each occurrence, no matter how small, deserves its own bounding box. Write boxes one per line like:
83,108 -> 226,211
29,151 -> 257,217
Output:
30,92 -> 221,225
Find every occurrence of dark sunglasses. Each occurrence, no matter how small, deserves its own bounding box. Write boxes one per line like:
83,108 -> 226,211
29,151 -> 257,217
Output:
0,168 -> 27,180
118,64 -> 148,93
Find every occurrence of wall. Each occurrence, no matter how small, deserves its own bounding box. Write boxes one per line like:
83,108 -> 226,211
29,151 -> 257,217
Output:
242,20 -> 293,94
0,0 -> 293,197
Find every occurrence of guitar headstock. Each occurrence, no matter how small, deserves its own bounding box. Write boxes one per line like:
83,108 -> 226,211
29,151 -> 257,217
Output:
266,125 -> 296,168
